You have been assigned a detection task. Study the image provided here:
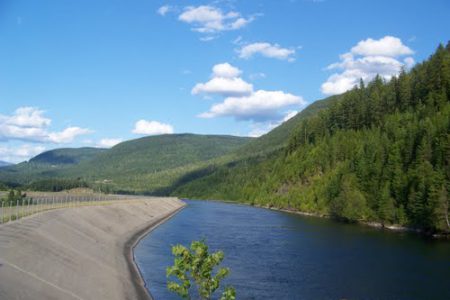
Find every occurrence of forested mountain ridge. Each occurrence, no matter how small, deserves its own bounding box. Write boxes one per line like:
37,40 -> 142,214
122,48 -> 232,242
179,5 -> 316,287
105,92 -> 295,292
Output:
173,43 -> 450,233
0,147 -> 106,186
231,96 -> 339,157
0,134 -> 252,193
30,147 -> 106,165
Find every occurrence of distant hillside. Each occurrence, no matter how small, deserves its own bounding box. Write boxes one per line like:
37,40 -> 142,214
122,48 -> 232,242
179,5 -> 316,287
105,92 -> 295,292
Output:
155,96 -> 338,195
30,147 -> 106,165
0,134 -> 251,193
173,43 -> 450,234
0,161 -> 12,168
232,96 -> 338,157
0,147 -> 106,185
74,134 -> 251,176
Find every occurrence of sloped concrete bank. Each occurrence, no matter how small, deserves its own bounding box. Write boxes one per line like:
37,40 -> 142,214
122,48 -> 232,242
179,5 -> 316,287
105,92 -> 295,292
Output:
0,197 -> 185,300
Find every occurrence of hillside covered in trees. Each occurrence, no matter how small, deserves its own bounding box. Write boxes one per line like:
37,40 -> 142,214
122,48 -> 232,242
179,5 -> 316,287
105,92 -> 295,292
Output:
1,43 -> 448,233
0,134 -> 251,193
173,43 -> 450,234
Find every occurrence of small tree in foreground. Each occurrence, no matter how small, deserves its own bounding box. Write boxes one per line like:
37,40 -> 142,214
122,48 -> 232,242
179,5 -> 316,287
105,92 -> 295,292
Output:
167,240 -> 236,300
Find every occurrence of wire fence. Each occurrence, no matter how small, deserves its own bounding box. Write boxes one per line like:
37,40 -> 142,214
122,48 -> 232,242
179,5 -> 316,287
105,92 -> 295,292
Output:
0,194 -> 139,225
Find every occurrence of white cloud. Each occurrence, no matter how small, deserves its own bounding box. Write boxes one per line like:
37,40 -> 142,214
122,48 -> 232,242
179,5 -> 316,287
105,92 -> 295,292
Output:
192,77 -> 253,97
3,107 -> 51,128
97,138 -> 123,148
178,5 -> 254,35
132,120 -> 174,135
248,125 -> 270,138
0,107 -> 91,143
47,127 -> 92,143
157,5 -> 173,16
248,110 -> 298,137
403,56 -> 415,69
282,110 -> 298,122
212,63 -> 242,78
199,35 -> 218,42
321,36 -> 415,95
238,42 -> 296,61
351,36 -> 413,57
199,90 -> 305,121
0,144 -> 46,163
249,72 -> 266,80
194,63 -> 305,122
192,63 -> 253,97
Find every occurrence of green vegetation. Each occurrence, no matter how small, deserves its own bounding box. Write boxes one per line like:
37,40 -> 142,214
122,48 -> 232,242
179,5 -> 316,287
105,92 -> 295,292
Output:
0,189 -> 27,205
173,43 -> 450,234
0,147 -> 106,185
27,178 -> 89,192
1,43 -> 448,234
30,147 -> 107,165
0,134 -> 251,194
167,240 -> 235,300
232,96 -> 339,158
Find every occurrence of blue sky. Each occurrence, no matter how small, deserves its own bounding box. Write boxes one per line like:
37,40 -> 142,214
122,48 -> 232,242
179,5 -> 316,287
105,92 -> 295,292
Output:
0,0 -> 449,162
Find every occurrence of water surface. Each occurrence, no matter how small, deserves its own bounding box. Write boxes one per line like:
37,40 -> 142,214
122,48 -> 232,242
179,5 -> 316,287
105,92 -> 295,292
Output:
135,200 -> 450,300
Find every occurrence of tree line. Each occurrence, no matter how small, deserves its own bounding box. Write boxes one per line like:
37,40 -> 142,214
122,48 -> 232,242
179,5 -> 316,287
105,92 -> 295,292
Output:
174,43 -> 450,234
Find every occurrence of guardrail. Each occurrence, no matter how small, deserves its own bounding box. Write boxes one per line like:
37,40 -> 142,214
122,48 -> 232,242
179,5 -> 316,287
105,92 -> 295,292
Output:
0,194 -> 139,224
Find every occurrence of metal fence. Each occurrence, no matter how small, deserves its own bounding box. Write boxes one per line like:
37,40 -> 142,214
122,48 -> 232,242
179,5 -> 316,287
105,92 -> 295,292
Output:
0,194 -> 137,224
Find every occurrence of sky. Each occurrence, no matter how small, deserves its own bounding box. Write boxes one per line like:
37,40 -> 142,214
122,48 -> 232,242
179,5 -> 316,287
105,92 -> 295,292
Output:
0,0 -> 449,163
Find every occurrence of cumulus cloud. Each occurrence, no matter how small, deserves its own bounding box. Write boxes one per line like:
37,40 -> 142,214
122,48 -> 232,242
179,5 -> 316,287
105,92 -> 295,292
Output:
248,110 -> 298,137
199,90 -> 304,121
157,5 -> 173,16
350,36 -> 413,57
238,42 -> 296,61
4,107 -> 51,128
212,63 -> 242,78
194,63 -> 305,131
178,5 -> 254,37
192,63 -> 253,97
192,77 -> 253,97
0,107 -> 92,143
321,36 -> 415,95
132,120 -> 174,135
47,127 -> 92,143
97,138 -> 123,148
0,144 -> 46,163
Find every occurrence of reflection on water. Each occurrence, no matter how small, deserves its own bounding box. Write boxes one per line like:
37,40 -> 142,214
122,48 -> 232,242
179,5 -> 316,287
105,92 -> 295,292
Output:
135,200 -> 450,300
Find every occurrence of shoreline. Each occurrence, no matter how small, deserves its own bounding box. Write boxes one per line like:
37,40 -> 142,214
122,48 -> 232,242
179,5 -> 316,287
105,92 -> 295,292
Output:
264,206 -> 449,238
0,197 -> 185,300
125,204 -> 186,300
183,198 -> 449,239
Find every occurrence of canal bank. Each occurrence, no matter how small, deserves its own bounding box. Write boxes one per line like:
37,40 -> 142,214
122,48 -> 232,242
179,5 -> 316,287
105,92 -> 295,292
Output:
0,197 -> 185,300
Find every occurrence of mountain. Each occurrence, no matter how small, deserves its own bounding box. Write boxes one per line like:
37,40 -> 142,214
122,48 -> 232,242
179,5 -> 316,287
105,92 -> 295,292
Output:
0,161 -> 13,168
0,134 -> 252,193
172,43 -> 450,234
30,147 -> 106,165
0,147 -> 107,186
232,96 -> 339,158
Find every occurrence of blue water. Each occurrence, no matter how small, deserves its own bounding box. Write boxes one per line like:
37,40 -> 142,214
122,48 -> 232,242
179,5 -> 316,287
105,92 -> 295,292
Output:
134,200 -> 450,300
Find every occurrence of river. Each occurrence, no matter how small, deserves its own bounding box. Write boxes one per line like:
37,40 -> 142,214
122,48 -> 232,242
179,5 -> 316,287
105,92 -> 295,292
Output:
135,200 -> 450,300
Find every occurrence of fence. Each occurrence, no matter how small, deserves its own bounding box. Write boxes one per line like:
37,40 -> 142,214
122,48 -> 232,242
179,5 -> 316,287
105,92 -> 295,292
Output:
0,194 -> 138,224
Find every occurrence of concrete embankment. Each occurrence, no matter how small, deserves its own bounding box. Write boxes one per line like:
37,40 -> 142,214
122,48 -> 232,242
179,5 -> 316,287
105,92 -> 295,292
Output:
0,197 -> 185,300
